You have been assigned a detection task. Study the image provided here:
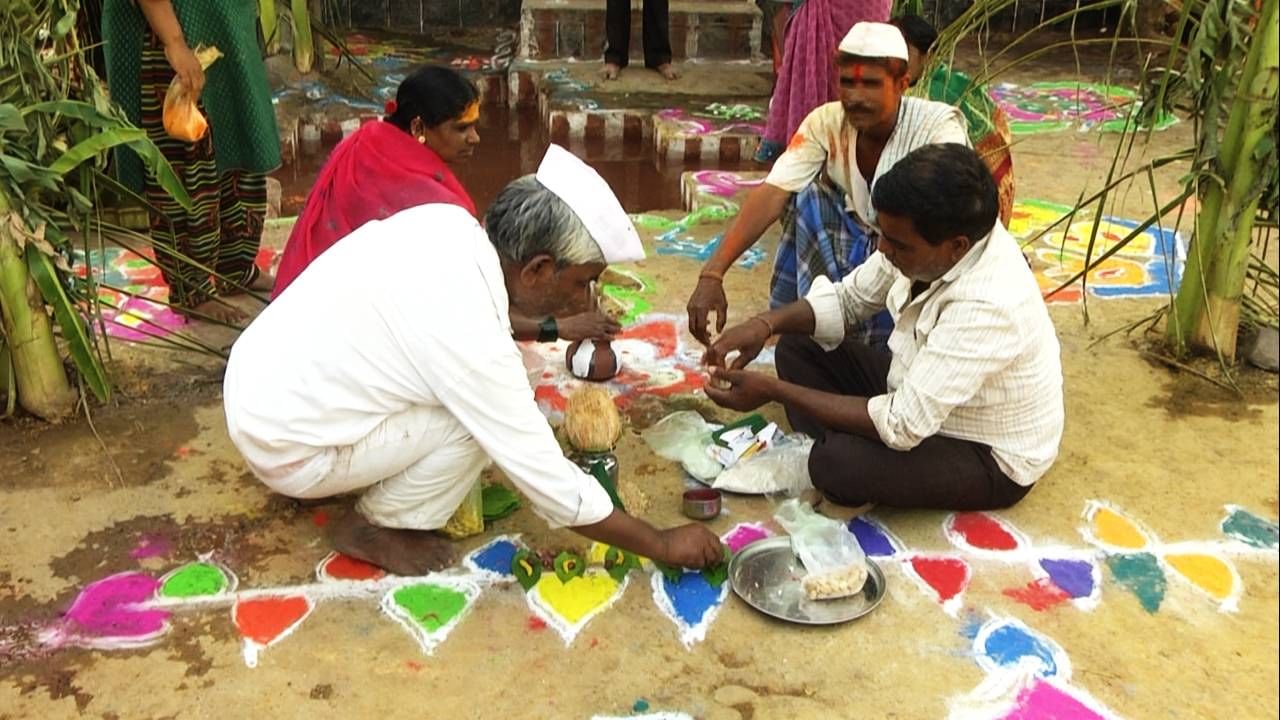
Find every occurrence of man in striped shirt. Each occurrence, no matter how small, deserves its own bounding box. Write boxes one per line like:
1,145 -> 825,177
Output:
687,21 -> 968,350
703,144 -> 1063,510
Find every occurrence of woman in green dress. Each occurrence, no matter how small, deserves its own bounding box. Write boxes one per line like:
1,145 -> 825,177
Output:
103,0 -> 280,323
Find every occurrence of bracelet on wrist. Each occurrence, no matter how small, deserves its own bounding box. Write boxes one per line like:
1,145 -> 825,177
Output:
751,315 -> 775,337
699,269 -> 724,283
537,316 -> 558,343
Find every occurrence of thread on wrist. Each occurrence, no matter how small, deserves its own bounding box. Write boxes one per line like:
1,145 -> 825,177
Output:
699,269 -> 723,282
751,315 -> 775,336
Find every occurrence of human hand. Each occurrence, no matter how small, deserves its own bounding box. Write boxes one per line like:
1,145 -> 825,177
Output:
703,367 -> 775,412
165,41 -> 205,99
686,275 -> 728,347
657,523 -> 725,569
702,317 -> 769,370
557,310 -> 621,341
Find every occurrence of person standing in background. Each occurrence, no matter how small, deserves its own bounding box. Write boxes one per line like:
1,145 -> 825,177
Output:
601,0 -> 679,81
103,0 -> 280,323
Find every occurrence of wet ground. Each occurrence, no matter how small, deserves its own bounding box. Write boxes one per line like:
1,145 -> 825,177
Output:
2,26 -> 1279,720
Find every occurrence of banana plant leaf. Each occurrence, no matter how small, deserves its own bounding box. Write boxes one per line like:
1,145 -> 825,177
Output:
24,243 -> 110,402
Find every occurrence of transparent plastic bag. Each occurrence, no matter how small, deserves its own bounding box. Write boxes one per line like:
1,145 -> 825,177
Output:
162,46 -> 222,142
712,434 -> 814,495
640,410 -> 723,481
773,498 -> 867,599
441,479 -> 485,539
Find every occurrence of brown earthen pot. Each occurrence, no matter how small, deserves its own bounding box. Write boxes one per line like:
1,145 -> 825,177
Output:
565,339 -> 620,381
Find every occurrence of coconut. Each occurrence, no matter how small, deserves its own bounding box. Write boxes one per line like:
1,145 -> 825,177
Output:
563,386 -> 622,453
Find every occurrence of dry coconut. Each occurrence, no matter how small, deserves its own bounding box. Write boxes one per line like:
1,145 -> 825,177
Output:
563,386 -> 622,452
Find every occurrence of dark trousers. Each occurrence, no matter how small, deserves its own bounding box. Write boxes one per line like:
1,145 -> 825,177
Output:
775,335 -> 1032,511
605,0 -> 673,69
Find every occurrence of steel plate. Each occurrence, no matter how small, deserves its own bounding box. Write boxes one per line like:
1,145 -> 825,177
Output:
728,537 -> 885,625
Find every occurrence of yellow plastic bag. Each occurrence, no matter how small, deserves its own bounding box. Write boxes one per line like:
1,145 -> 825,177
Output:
441,480 -> 485,540
162,46 -> 223,143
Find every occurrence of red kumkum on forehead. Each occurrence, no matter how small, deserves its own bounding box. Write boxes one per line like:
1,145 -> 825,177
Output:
851,64 -> 864,82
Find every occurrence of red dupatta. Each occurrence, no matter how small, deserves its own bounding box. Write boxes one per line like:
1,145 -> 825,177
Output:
272,119 -> 476,298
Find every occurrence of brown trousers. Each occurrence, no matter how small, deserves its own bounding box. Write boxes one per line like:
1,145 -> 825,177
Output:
774,335 -> 1032,511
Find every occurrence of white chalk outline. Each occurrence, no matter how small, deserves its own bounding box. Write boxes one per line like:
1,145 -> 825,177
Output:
39,571 -> 172,651
156,557 -> 239,600
461,534 -> 526,585
1027,549 -> 1102,611
380,575 -> 484,656
720,521 -> 774,553
848,515 -> 905,558
649,569 -> 729,648
944,512 -> 1032,561
1220,504 -> 1280,552
901,554 -> 972,617
592,713 -> 695,720
315,552 -> 386,584
950,614 -> 1120,720
1079,500 -> 1156,553
1158,541 -> 1243,613
526,568 -> 630,647
232,593 -> 316,668
972,615 -> 1072,681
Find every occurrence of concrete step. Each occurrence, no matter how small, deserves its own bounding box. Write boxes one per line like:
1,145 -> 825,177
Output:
519,0 -> 763,62
681,169 -> 767,211
512,59 -> 772,165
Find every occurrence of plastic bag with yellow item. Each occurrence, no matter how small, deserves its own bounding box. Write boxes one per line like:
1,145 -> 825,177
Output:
440,479 -> 485,540
162,46 -> 223,142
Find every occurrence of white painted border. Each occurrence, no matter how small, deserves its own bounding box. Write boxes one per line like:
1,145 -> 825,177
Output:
525,568 -> 629,647
649,570 -> 729,649
380,575 -> 484,656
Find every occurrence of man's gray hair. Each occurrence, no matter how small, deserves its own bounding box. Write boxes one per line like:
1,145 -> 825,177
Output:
484,175 -> 605,266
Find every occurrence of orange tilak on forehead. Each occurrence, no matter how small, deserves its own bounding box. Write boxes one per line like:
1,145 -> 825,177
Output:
457,100 -> 480,124
851,64 -> 865,82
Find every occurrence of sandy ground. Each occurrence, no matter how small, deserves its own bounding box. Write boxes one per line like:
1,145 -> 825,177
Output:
2,34 -> 1278,720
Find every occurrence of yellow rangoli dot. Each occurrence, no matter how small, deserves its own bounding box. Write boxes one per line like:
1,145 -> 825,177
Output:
1092,506 -> 1148,549
1165,554 -> 1235,601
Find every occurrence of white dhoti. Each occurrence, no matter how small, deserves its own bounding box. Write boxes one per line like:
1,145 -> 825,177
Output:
259,406 -> 490,531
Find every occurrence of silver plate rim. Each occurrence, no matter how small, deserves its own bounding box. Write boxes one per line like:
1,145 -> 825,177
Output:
728,536 -> 886,625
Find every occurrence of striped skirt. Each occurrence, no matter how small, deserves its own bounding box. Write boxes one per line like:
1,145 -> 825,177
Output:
139,35 -> 265,309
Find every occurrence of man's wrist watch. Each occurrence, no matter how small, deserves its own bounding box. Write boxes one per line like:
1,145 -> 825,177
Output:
537,316 -> 558,343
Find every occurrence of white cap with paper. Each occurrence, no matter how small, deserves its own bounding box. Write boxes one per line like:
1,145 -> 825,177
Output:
535,144 -> 645,264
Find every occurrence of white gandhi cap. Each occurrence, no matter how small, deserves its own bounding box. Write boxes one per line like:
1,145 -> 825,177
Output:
837,21 -> 910,61
535,144 -> 645,264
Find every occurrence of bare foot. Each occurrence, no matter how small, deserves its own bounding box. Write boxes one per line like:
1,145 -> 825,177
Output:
186,298 -> 247,324
328,509 -> 455,576
223,270 -> 275,296
655,63 -> 680,81
600,62 -> 621,80
249,271 -> 275,292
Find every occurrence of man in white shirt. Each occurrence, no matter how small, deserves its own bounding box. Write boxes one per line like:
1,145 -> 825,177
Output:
224,146 -> 723,575
687,21 -> 968,350
702,144 -> 1063,509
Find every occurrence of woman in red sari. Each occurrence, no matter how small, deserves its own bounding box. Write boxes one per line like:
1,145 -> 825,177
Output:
273,66 -> 480,297
274,66 -> 619,342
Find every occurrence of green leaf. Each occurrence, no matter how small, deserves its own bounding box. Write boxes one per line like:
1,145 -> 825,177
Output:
24,244 -> 110,402
603,546 -> 640,581
48,127 -> 146,175
651,560 -> 682,584
0,105 -> 26,132
124,139 -> 192,211
701,547 -> 733,588
481,484 -> 521,522
52,11 -> 77,39
23,100 -> 120,128
510,549 -> 542,592
553,551 -> 585,583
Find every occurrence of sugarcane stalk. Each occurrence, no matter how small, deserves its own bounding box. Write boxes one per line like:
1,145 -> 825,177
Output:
290,0 -> 313,73
259,0 -> 280,54
0,190 -> 77,420
1169,0 -> 1280,358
